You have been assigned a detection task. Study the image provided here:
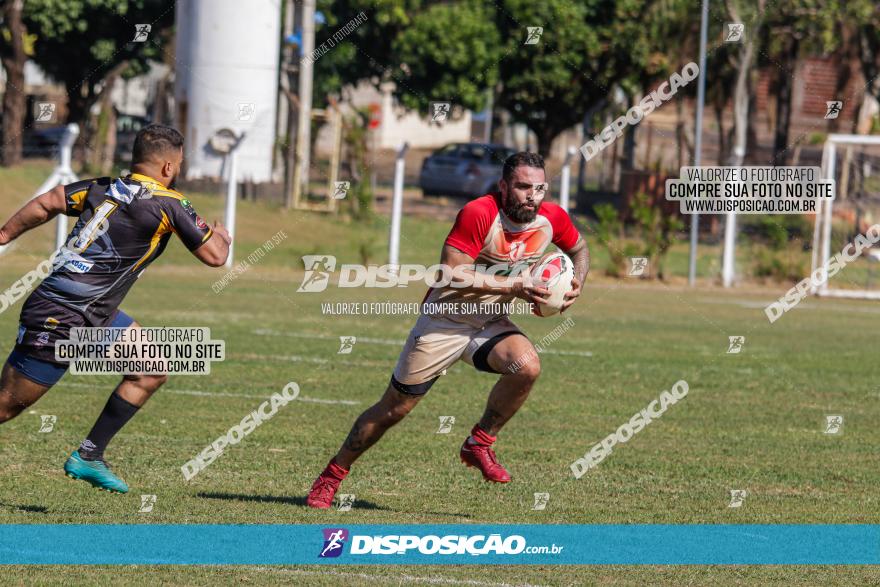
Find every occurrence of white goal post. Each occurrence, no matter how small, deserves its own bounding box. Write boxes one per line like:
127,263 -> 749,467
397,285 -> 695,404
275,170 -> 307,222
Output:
812,133 -> 880,299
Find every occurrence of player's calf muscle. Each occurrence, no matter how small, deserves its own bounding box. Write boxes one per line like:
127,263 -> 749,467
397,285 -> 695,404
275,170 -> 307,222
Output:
344,400 -> 411,451
339,387 -> 419,460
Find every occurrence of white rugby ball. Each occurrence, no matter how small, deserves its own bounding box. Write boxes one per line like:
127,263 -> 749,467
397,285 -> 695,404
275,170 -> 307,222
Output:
530,252 -> 575,317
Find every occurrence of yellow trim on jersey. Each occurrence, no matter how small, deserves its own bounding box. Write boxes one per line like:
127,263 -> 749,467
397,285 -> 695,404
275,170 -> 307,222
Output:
151,189 -> 186,201
67,189 -> 88,212
132,210 -> 173,271
130,173 -> 166,189
129,173 -> 188,201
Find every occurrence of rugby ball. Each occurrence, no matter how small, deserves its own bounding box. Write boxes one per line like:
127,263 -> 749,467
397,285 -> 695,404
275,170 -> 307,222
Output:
530,252 -> 575,317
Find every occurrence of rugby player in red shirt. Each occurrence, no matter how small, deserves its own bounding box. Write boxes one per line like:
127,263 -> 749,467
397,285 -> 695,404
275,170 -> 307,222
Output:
307,152 -> 589,508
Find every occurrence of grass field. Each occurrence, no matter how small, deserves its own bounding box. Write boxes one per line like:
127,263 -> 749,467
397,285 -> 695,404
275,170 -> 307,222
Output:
1,161 -> 879,585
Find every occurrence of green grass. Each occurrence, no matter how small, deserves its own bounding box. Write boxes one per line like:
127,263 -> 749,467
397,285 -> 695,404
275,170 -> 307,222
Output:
1,160 -> 880,584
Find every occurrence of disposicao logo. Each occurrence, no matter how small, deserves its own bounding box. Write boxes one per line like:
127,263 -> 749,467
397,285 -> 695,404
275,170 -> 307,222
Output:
319,528 -> 349,558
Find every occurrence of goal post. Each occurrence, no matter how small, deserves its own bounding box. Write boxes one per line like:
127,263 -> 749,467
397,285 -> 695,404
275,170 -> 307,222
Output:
812,133 -> 880,299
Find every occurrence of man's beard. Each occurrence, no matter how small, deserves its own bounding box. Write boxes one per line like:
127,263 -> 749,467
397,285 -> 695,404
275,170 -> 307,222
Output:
167,174 -> 178,190
504,197 -> 538,223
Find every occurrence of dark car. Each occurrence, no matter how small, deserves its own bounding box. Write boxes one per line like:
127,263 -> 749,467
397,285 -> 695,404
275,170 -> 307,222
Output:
419,143 -> 516,199
23,125 -> 68,158
114,114 -> 151,164
21,113 -> 151,162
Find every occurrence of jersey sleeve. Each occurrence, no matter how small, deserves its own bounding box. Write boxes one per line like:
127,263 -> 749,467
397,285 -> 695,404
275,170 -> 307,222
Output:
444,198 -> 495,259
164,197 -> 213,251
63,179 -> 99,217
543,203 -> 580,251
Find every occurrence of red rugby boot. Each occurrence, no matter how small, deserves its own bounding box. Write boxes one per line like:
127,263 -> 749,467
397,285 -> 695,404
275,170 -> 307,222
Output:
306,459 -> 349,509
459,425 -> 511,483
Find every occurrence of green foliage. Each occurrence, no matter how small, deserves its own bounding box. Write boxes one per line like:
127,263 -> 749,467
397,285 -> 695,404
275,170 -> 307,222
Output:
314,0 -> 499,113
628,192 -> 684,280
751,243 -> 809,282
22,0 -> 174,120
740,215 -> 812,251
592,195 -> 683,280
315,0 -> 661,154
592,203 -> 629,278
341,108 -> 373,220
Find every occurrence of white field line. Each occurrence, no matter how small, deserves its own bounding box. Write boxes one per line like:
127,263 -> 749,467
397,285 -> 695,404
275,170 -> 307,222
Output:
697,296 -> 880,315
233,352 -> 385,367
254,329 -> 593,358
57,382 -> 359,405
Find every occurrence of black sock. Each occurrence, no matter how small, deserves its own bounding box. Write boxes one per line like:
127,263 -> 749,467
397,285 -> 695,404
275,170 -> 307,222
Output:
78,391 -> 139,461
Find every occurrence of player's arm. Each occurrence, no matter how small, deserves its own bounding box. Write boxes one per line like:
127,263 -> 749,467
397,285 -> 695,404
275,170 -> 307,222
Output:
191,222 -> 232,267
0,185 -> 66,245
560,236 -> 589,313
441,244 -> 551,305
163,196 -> 231,267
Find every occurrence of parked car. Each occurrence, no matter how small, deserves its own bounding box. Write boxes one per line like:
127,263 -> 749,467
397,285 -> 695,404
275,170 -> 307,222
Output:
22,125 -> 68,158
21,113 -> 152,163
114,114 -> 152,164
419,143 -> 516,199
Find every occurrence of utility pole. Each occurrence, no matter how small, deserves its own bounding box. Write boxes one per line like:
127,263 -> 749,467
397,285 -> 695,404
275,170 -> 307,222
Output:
688,0 -> 709,286
293,0 -> 315,207
276,0 -> 294,186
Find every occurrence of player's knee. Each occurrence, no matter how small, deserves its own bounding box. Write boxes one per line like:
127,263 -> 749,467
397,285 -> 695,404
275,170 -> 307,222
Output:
124,373 -> 168,392
516,356 -> 541,382
0,396 -> 23,423
145,373 -> 168,391
0,406 -> 15,423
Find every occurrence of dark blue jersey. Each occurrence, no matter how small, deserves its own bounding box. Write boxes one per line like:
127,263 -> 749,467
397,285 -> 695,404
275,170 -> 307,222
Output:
34,173 -> 213,324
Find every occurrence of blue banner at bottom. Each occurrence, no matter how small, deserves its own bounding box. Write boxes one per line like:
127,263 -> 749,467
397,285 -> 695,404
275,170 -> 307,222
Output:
1,524 -> 878,565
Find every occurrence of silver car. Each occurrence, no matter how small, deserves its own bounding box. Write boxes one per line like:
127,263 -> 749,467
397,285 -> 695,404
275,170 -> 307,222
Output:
419,143 -> 516,199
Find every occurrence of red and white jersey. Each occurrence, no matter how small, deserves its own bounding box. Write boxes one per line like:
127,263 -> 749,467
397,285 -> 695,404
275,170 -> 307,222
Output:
423,192 -> 580,327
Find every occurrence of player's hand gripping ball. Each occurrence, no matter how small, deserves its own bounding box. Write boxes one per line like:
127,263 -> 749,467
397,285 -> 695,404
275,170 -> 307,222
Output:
530,252 -> 575,317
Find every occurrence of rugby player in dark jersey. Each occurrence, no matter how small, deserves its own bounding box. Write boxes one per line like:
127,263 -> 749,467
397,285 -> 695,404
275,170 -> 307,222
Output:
0,125 -> 231,493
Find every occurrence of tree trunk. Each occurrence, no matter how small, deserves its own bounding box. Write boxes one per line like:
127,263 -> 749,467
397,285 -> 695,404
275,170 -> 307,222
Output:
622,95 -> 639,171
859,23 -> 880,106
81,61 -> 128,174
728,39 -> 754,167
772,36 -> 799,165
535,126 -> 555,159
714,103 -> 726,165
722,0 -> 764,287
1,0 -> 27,167
829,22 -> 859,134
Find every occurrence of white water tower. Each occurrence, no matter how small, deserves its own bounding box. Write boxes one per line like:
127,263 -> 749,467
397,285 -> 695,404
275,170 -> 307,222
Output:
174,0 -> 280,183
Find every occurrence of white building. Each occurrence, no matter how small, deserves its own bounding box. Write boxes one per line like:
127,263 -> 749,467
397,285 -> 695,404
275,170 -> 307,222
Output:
315,81 -> 473,154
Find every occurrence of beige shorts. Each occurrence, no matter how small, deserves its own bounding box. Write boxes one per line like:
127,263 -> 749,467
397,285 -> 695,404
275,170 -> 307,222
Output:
390,314 -> 524,394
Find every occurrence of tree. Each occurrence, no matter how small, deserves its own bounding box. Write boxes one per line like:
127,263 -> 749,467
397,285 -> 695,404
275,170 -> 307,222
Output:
493,0 -> 661,156
22,0 -> 173,166
1,0 -> 28,166
760,0 -> 841,164
313,0 -> 660,157
843,1 -> 880,132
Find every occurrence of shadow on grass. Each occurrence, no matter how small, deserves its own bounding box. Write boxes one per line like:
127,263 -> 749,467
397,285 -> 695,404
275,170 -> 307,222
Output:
0,502 -> 49,513
196,492 -> 385,510
195,492 -> 472,518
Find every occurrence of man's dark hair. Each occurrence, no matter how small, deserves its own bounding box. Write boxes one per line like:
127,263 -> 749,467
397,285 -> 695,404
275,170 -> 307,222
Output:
132,124 -> 184,165
502,152 -> 545,183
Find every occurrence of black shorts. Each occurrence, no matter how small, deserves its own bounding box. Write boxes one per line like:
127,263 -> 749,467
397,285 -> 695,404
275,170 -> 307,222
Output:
9,292 -> 134,386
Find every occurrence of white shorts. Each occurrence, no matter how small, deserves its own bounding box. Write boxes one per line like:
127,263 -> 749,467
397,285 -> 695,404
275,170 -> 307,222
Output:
390,314 -> 524,395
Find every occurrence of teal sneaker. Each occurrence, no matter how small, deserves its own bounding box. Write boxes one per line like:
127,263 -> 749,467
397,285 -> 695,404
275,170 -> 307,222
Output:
63,451 -> 129,494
